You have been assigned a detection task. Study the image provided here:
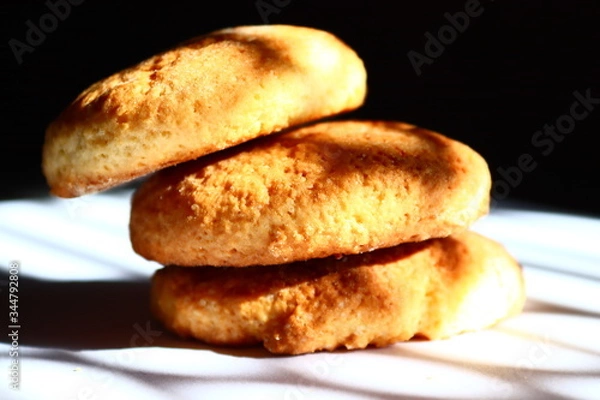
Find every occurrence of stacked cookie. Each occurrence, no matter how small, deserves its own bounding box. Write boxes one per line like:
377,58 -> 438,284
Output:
42,25 -> 525,354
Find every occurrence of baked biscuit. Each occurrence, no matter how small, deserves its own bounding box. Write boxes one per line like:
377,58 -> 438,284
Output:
42,25 -> 367,197
150,231 -> 525,355
130,120 -> 491,267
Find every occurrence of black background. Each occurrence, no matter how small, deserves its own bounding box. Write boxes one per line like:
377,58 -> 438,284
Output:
2,0 -> 599,215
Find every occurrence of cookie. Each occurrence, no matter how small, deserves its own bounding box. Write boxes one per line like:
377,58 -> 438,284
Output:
130,120 -> 491,267
150,231 -> 525,355
42,25 -> 367,197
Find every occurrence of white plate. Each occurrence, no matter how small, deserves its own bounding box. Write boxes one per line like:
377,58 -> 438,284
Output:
1,191 -> 599,400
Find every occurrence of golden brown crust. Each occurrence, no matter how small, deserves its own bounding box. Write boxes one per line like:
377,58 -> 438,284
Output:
130,120 -> 491,267
150,231 -> 526,355
42,25 -> 367,197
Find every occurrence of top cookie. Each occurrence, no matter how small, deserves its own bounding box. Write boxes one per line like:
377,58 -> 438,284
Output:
129,120 -> 491,267
42,25 -> 367,198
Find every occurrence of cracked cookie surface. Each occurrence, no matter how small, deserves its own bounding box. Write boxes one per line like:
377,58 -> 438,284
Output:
130,120 -> 491,267
42,25 -> 366,197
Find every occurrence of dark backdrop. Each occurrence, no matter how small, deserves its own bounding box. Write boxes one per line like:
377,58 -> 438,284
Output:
2,0 -> 599,215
